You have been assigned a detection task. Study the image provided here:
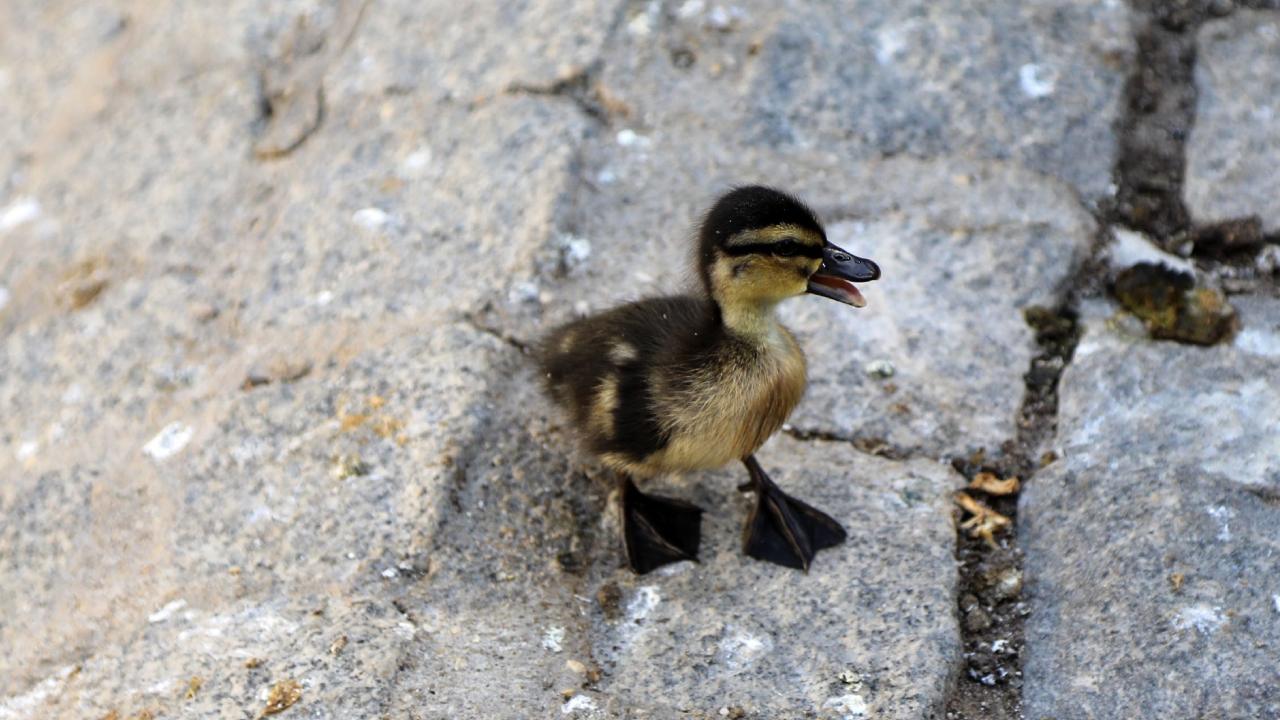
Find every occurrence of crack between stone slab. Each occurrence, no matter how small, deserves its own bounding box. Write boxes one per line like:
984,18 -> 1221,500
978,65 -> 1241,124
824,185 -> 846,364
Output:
1107,1 -> 1280,267
462,316 -> 534,356
943,287 -> 1085,718
780,425 -> 921,462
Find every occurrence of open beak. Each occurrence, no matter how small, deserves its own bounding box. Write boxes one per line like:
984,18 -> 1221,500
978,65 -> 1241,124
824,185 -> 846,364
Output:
806,241 -> 881,308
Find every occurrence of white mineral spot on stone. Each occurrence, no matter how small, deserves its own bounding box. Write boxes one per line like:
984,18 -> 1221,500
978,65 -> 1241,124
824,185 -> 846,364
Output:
875,26 -> 908,65
626,11 -> 652,37
717,626 -> 773,670
1236,327 -> 1280,358
633,271 -> 654,284
0,285 -> 9,312
0,196 -> 41,233
395,621 -> 416,639
627,585 -> 660,623
677,0 -> 705,19
60,383 -> 84,404
148,599 -> 188,624
823,693 -> 868,718
381,567 -> 399,578
1173,604 -> 1225,635
508,280 -> 541,305
560,235 -> 592,272
314,290 -> 334,306
1018,63 -> 1056,98
1206,505 -> 1234,542
143,422 -> 193,460
864,359 -> 895,378
1255,245 -> 1280,275
15,440 -> 37,461
1108,228 -> 1195,276
0,665 -> 76,718
615,128 -> 651,148
596,168 -> 617,185
352,207 -> 391,229
1272,595 -> 1280,614
399,147 -> 433,178
706,5 -> 732,30
542,625 -> 566,652
991,638 -> 1009,653
561,694 -> 597,714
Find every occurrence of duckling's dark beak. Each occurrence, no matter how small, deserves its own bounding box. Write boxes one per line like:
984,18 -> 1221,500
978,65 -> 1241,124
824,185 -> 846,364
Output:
806,242 -> 880,308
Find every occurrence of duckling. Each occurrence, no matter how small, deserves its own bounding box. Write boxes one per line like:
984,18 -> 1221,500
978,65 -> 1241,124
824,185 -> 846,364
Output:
539,186 -> 880,574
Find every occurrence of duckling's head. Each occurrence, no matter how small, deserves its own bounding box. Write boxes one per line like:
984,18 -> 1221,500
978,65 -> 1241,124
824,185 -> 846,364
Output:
697,186 -> 880,318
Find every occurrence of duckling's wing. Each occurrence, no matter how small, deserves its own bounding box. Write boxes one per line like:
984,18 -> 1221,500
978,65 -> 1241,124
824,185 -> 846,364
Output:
539,296 -> 718,466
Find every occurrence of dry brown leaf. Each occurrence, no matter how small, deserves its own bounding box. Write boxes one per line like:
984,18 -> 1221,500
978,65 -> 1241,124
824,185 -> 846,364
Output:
968,472 -> 1021,496
260,679 -> 302,717
955,491 -> 1012,548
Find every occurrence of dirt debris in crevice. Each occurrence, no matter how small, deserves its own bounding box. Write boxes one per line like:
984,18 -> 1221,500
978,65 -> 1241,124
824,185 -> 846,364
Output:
944,303 -> 1082,720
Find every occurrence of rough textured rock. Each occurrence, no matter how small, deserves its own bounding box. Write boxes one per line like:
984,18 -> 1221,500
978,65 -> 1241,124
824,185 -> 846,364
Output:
1185,10 -> 1280,233
1020,298 -> 1280,719
596,0 -> 1132,199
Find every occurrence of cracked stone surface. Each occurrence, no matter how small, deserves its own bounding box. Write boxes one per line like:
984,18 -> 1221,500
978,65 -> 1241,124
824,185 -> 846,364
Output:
1020,297 -> 1280,719
4,0 -> 1280,718
1186,10 -> 1280,233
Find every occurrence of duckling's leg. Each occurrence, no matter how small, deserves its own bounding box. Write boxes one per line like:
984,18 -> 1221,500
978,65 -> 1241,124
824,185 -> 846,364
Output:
619,476 -> 703,574
739,455 -> 847,570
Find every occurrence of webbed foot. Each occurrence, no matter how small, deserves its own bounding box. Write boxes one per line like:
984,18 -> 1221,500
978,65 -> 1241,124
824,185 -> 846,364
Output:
620,477 -> 703,574
740,455 -> 846,571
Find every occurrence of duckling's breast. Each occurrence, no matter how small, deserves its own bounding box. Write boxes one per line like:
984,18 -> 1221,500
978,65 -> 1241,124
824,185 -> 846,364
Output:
631,327 -> 806,475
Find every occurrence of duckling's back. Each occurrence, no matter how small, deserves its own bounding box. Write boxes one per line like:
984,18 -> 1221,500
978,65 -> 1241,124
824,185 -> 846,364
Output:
539,295 -> 806,478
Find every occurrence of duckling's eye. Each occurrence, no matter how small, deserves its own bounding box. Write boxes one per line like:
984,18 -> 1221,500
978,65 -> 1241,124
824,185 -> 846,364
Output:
774,239 -> 801,257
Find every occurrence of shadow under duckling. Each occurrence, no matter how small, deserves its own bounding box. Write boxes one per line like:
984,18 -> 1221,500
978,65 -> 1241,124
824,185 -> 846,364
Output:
539,186 -> 880,574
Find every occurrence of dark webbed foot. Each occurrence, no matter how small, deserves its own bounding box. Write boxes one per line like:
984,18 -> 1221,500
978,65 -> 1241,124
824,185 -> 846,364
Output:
740,455 -> 847,570
620,477 -> 703,574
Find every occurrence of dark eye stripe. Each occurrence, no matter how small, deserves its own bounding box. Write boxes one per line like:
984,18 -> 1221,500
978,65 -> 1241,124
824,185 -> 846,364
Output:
723,242 -> 823,259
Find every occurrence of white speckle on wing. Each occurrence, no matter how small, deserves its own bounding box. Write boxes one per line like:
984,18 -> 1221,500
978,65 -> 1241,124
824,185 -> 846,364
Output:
542,625 -> 566,652
561,694 -> 598,714
143,422 -> 193,460
1206,505 -> 1234,542
1173,604 -> 1225,635
823,693 -> 868,718
148,599 -> 188,624
0,196 -> 41,233
352,207 -> 391,229
1019,63 -> 1056,98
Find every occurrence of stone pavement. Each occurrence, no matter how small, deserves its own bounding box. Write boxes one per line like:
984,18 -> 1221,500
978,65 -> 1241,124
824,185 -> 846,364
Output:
1,1 -> 1277,719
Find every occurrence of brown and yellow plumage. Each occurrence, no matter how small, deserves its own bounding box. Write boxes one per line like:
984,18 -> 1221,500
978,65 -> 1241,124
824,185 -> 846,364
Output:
539,186 -> 880,574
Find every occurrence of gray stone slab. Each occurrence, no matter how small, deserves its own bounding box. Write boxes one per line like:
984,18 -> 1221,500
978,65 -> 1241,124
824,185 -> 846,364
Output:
1020,298 -> 1280,719
577,436 -> 962,719
1186,11 -> 1280,233
596,0 -> 1132,199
